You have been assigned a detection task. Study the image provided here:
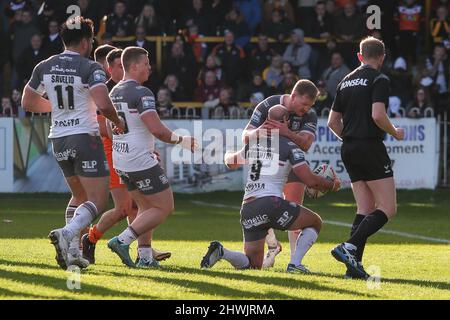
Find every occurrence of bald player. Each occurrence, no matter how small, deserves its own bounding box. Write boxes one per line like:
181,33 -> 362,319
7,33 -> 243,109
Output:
201,105 -> 340,271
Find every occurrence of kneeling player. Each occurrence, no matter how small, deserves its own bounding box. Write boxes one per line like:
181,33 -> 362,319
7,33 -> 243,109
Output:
201,105 -> 340,271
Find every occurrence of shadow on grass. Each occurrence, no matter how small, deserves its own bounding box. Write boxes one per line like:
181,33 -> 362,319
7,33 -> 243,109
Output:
0,259 -> 61,271
0,267 -> 156,299
0,286 -> 70,299
88,265 -> 377,299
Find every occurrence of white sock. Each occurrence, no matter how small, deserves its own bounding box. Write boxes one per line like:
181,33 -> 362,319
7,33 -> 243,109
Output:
65,205 -> 80,255
290,227 -> 318,266
65,205 -> 77,225
344,242 -> 357,251
288,230 -> 301,261
118,227 -> 138,245
62,201 -> 98,240
265,229 -> 278,248
222,248 -> 250,269
138,246 -> 153,261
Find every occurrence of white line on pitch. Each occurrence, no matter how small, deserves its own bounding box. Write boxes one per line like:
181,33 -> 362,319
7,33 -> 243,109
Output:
190,200 -> 450,244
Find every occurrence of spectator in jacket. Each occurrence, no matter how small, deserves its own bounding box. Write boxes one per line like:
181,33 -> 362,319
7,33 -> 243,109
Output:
320,51 -> 350,98
105,0 -> 135,37
282,28 -> 312,79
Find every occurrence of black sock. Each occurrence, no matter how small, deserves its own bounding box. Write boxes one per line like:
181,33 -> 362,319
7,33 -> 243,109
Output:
347,210 -> 389,251
350,214 -> 366,263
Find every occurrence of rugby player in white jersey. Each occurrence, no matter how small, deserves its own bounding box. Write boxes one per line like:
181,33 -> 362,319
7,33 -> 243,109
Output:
106,47 -> 197,268
201,105 -> 340,271
21,17 -> 125,270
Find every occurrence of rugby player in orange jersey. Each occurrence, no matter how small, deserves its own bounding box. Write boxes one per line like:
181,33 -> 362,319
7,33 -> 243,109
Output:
81,46 -> 170,264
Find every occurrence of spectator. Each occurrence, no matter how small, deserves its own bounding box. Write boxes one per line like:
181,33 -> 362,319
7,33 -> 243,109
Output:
182,0 -> 212,36
283,28 -> 312,79
388,96 -> 403,118
238,71 -> 272,101
197,54 -> 223,85
78,0 -> 103,34
211,30 -> 245,88
294,0 -> 317,30
156,87 -> 174,119
41,19 -> 63,59
263,0 -> 295,24
313,80 -> 333,117
17,33 -> 45,90
212,86 -> 238,118
263,54 -> 284,88
396,0 -> 423,65
11,89 -> 24,118
321,51 -> 350,98
334,2 -> 365,41
186,24 -> 207,63
164,74 -> 188,102
424,44 -> 450,113
325,0 -> 338,17
407,87 -> 434,118
249,33 -> 276,73
207,0 -> 232,35
10,9 -> 39,68
1,97 -> 14,117
129,26 -> 156,64
281,61 -> 297,78
430,5 -> 450,43
221,7 -> 251,48
276,72 -> 297,94
135,3 -> 162,36
233,0 -> 262,34
306,1 -> 333,39
262,9 -> 293,46
105,0 -> 135,37
194,70 -> 221,102
0,27 -> 9,99
164,40 -> 197,97
389,57 -> 413,107
317,36 -> 339,74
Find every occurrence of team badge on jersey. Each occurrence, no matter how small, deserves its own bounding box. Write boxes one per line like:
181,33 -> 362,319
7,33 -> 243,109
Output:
290,121 -> 301,131
93,69 -> 107,82
292,149 -> 304,161
141,96 -> 155,109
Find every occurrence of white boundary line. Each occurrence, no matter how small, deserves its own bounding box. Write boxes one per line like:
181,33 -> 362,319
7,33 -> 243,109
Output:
190,200 -> 450,244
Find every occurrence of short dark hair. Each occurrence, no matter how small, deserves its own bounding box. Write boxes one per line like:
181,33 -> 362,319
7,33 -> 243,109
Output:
122,46 -> 148,71
293,79 -> 319,100
360,36 -> 385,59
61,16 -> 94,47
94,44 -> 116,62
106,48 -> 123,66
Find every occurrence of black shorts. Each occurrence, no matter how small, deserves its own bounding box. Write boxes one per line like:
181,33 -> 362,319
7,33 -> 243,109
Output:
116,165 -> 170,195
240,196 -> 301,242
341,139 -> 393,183
51,133 -> 109,178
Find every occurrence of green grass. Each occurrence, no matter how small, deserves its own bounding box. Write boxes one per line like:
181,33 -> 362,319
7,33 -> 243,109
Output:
0,190 -> 449,300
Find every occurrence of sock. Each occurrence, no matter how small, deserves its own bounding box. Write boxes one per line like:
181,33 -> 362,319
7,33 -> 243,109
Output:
62,201 -> 98,240
290,227 -> 318,266
65,205 -> 77,225
288,230 -> 301,261
222,248 -> 250,269
118,226 -> 138,245
265,228 -> 278,249
88,225 -> 104,244
347,209 -> 389,250
351,214 -> 367,263
138,245 -> 153,261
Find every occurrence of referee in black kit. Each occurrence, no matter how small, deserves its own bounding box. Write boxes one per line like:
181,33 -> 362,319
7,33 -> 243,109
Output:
327,37 -> 405,279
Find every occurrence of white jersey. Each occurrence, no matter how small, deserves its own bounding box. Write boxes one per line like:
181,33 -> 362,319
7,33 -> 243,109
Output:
27,50 -> 108,138
243,136 -> 307,200
109,79 -> 158,172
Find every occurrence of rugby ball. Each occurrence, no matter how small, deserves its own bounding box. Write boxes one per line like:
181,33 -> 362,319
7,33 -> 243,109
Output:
305,164 -> 336,199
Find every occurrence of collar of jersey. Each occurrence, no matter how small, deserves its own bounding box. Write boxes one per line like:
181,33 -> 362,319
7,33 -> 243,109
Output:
120,79 -> 139,85
62,49 -> 80,55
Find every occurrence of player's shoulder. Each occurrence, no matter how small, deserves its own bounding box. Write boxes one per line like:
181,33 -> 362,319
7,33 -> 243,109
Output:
304,108 -> 318,120
135,85 -> 154,96
259,95 -> 282,108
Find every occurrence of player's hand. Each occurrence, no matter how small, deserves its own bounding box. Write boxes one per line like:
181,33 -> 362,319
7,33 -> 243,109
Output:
394,127 -> 405,141
264,119 -> 290,137
154,150 -> 161,163
112,117 -> 125,135
180,136 -> 199,153
332,177 -> 341,192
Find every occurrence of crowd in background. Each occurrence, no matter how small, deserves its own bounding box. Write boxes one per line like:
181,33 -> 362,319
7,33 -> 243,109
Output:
0,0 -> 450,120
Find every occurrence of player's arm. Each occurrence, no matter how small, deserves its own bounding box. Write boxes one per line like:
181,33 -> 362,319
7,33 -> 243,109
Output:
91,85 -> 123,131
22,62 -> 52,113
97,115 -> 109,138
21,85 -> 52,113
283,129 -> 315,152
293,163 -> 340,192
371,75 -> 404,141
224,145 -> 248,170
242,101 -> 269,144
328,110 -> 343,140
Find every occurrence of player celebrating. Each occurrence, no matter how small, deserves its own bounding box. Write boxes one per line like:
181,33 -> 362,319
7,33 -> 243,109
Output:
21,16 -> 125,270
242,80 -> 319,269
82,48 -> 171,264
328,37 -> 405,279
201,105 -> 340,271
107,47 -> 197,268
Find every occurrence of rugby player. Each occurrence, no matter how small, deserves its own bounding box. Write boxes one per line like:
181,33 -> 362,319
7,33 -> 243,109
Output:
328,36 -> 405,279
201,105 -> 340,271
106,47 -> 197,268
242,80 -> 319,268
21,17 -> 125,269
81,48 -> 171,264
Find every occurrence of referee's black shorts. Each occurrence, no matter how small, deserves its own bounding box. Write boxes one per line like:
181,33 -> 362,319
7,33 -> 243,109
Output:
341,139 -> 393,183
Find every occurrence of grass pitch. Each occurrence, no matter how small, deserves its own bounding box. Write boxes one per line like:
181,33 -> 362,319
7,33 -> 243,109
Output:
0,190 -> 449,300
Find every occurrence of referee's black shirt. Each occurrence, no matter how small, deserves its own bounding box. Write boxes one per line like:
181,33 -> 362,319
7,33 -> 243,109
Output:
331,64 -> 390,141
